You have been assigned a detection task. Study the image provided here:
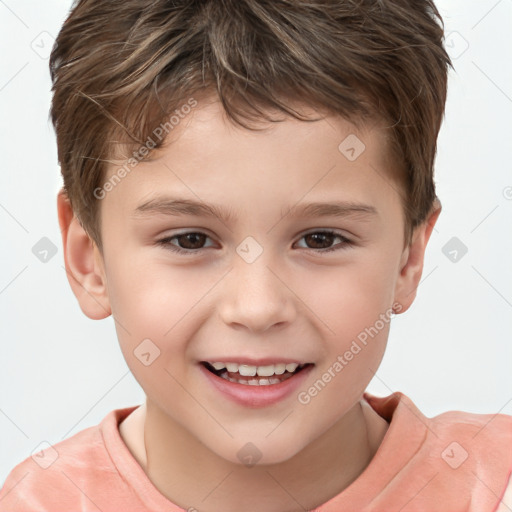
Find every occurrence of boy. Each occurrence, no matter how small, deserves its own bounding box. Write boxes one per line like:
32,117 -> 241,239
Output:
1,0 -> 511,510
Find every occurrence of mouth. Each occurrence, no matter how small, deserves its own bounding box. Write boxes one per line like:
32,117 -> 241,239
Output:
201,361 -> 313,386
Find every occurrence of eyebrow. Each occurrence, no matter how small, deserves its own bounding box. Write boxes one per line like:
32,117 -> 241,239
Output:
133,197 -> 378,224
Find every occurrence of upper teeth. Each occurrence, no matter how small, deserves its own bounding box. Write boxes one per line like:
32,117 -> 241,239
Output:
209,362 -> 301,376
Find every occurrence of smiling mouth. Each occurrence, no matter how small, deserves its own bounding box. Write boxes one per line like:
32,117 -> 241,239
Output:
201,361 -> 312,386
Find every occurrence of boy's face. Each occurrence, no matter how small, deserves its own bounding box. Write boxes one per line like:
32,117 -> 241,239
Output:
66,99 -> 433,464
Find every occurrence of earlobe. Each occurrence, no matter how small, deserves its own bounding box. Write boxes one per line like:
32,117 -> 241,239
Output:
57,189 -> 111,320
393,200 -> 442,313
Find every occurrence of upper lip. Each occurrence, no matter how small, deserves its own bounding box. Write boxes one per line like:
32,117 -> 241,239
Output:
201,358 -> 311,366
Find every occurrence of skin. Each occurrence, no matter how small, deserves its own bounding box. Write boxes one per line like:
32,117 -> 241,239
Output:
58,98 -> 440,512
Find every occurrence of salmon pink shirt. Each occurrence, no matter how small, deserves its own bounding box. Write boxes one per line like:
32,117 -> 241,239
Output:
1,392 -> 511,511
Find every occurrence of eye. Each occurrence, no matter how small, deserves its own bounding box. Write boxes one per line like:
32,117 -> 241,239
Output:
294,230 -> 353,253
157,230 -> 353,256
157,232 -> 215,255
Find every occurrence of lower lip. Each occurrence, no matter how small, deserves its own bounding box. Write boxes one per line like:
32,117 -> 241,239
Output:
199,364 -> 314,408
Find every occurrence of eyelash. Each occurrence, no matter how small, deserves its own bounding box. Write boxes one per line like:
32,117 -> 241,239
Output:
156,230 -> 354,256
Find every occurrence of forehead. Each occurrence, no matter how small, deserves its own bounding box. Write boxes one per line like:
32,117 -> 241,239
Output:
101,99 -> 401,222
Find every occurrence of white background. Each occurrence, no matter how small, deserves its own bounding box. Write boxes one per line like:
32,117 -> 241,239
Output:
1,0 -> 511,486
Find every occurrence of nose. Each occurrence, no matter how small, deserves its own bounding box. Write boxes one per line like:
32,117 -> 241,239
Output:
218,255 -> 297,334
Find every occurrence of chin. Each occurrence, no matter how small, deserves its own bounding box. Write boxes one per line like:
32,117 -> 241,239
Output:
206,433 -> 308,467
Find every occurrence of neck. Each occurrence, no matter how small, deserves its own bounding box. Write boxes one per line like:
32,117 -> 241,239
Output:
136,398 -> 388,512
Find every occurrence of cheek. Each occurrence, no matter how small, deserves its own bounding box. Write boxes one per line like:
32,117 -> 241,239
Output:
106,249 -> 204,328
295,281 -> 392,434
103,253 -> 203,359
293,252 -> 397,413
105,257 -> 205,407
310,255 -> 398,340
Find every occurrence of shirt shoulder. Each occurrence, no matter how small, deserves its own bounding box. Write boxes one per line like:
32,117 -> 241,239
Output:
0,406 -> 181,512
378,393 -> 512,512
318,392 -> 512,512
426,405 -> 512,509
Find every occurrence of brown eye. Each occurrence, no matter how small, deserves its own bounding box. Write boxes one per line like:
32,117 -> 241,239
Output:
174,233 -> 207,249
157,232 -> 214,255
303,232 -> 337,249
295,231 -> 353,253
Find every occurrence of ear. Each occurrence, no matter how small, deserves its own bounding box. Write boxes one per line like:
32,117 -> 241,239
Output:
57,189 -> 111,319
393,199 -> 441,313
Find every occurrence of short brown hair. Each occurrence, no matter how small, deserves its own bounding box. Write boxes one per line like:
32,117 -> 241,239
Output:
50,0 -> 451,250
